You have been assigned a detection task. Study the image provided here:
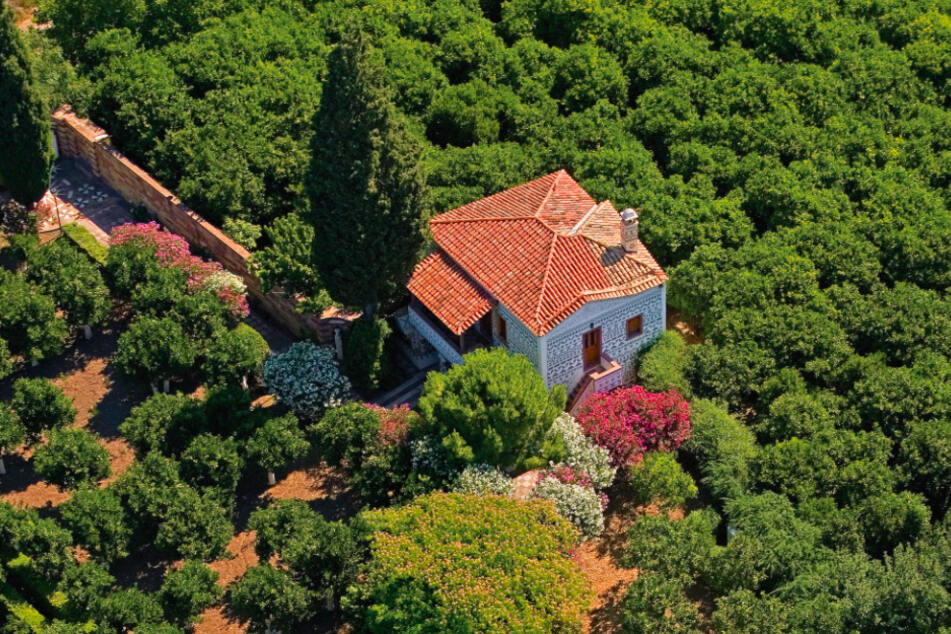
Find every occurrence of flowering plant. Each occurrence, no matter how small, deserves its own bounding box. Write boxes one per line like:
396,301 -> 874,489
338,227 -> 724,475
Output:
262,342 -> 351,420
367,404 -> 419,449
452,464 -> 515,497
542,413 -> 615,490
109,223 -> 249,319
532,476 -> 605,538
577,386 -> 691,468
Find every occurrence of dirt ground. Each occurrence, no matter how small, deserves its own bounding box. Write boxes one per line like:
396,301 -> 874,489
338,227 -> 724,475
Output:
4,0 -> 37,30
0,321 -> 145,510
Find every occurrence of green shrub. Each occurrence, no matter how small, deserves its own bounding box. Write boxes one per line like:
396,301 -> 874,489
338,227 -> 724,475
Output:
158,560 -> 222,627
114,316 -> 197,385
154,488 -> 233,561
93,589 -> 164,633
682,399 -> 757,502
202,324 -> 269,388
418,348 -> 566,470
229,565 -> 314,634
118,392 -> 200,456
625,509 -> 719,586
712,589 -> 790,633
33,428 -> 110,490
622,572 -> 702,634
58,488 -> 131,563
0,581 -> 46,632
345,492 -> 590,633
9,378 -> 76,444
57,562 -> 113,621
628,452 -> 698,510
342,317 -> 392,391
222,217 -> 263,250
637,330 -> 692,397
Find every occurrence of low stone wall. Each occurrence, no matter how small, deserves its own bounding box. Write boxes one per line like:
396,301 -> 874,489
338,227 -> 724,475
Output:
51,106 -> 358,342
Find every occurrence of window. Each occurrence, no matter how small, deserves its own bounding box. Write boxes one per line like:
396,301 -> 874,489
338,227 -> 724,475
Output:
626,315 -> 643,339
497,314 -> 507,343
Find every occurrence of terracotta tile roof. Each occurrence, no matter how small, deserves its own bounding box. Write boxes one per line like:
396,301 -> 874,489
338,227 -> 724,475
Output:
407,250 -> 495,335
412,170 -> 667,336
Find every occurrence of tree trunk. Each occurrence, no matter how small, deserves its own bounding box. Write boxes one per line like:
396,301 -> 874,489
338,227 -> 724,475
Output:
267,471 -> 276,486
163,379 -> 170,393
0,455 -> 5,476
30,358 -> 38,367
363,302 -> 377,321
241,375 -> 248,390
83,325 -> 92,339
151,383 -> 159,395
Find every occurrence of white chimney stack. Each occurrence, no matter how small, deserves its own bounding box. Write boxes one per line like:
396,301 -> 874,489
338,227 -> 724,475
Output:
620,208 -> 639,252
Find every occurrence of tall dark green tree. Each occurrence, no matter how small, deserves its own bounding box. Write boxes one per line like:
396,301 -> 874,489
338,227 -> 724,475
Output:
0,6 -> 52,206
308,28 -> 429,317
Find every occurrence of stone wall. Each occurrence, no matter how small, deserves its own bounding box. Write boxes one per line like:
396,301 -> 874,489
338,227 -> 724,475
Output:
51,106 -> 358,342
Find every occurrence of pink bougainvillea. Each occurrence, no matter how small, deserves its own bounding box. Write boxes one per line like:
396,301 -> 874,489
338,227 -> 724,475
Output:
111,221 -> 189,266
577,386 -> 691,468
367,403 -> 422,449
109,222 -> 249,319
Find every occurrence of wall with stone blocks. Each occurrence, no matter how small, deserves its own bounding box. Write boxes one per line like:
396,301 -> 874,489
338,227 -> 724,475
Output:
51,106 -> 358,342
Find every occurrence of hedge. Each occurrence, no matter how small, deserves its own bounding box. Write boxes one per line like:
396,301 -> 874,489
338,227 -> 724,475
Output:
61,223 -> 107,265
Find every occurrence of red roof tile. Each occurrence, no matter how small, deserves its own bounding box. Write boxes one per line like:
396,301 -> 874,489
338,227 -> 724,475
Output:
412,171 -> 667,336
407,250 -> 495,335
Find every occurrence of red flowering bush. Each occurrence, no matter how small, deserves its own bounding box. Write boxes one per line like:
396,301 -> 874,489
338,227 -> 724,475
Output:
577,386 -> 691,468
367,403 -> 420,449
109,223 -> 249,319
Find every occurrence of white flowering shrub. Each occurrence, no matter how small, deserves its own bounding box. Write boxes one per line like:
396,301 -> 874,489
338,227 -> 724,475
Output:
409,435 -> 454,479
544,413 -> 616,490
262,342 -> 351,420
202,270 -> 247,295
452,464 -> 515,497
532,476 -> 605,538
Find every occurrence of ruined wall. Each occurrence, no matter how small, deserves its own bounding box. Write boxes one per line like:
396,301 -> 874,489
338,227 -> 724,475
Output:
51,106 -> 358,342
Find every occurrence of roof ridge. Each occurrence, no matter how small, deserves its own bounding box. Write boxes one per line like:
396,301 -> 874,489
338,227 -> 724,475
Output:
431,215 -> 538,224
534,231 -> 560,324
532,170 -> 565,231
568,202 -> 602,235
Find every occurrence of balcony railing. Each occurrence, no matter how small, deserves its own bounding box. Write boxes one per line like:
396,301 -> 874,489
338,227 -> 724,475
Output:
568,353 -> 623,415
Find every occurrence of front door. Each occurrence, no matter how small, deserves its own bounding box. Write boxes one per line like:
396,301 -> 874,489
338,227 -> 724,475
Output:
582,328 -> 601,369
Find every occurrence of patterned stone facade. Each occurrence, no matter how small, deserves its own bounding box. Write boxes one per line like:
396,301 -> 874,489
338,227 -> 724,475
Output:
411,284 -> 666,394
542,284 -> 666,389
407,306 -> 464,365
493,304 -> 541,368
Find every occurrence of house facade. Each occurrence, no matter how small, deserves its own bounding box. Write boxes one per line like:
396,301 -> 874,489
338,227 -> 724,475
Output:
405,170 -> 667,405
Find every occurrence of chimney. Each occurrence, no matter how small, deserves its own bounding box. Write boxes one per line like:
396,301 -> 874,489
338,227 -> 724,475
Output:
620,208 -> 639,252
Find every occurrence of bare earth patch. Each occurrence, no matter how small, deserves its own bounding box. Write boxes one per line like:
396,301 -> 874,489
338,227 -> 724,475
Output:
1,345 -> 136,508
667,307 -> 703,345
263,463 -> 351,502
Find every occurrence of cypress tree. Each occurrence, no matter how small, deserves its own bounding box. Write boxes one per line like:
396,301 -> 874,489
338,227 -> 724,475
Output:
0,6 -> 52,206
308,28 -> 429,317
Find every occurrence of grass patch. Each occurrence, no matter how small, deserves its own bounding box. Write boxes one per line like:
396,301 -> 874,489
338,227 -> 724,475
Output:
61,223 -> 107,265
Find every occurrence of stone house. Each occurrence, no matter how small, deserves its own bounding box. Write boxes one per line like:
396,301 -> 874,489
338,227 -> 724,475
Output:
405,170 -> 667,408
